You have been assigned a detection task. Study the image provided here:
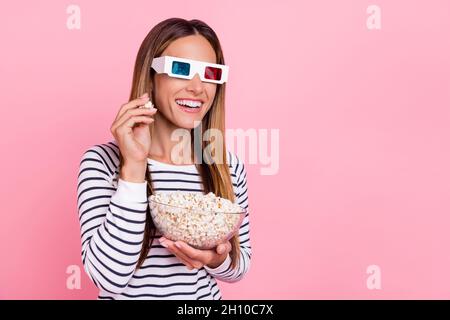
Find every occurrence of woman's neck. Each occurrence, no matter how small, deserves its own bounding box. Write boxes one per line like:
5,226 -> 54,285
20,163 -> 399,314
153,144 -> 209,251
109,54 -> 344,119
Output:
148,113 -> 193,165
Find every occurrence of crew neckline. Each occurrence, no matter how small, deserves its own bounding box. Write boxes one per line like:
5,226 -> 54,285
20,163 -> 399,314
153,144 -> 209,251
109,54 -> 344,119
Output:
147,157 -> 196,168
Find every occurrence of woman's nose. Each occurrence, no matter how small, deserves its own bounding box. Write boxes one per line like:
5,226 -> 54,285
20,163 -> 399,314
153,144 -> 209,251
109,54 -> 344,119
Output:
185,73 -> 204,94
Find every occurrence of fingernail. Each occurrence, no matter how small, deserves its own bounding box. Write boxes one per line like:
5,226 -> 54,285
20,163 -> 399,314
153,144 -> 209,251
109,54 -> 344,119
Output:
140,92 -> 148,98
175,242 -> 182,249
159,237 -> 168,248
160,241 -> 168,248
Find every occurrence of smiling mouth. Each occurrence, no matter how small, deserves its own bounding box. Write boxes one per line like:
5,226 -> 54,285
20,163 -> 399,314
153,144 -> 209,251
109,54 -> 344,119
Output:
175,99 -> 204,109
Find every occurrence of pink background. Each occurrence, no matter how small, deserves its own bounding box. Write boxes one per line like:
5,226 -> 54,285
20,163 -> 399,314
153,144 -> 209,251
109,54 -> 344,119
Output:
1,0 -> 449,299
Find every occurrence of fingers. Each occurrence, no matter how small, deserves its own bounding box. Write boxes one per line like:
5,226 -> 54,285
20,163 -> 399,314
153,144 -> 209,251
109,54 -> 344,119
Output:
113,107 -> 157,132
123,115 -> 155,130
173,247 -> 203,270
216,241 -> 232,255
173,241 -> 220,270
158,237 -> 231,271
173,241 -> 206,261
110,93 -> 159,139
159,238 -> 193,268
159,238 -> 200,270
114,93 -> 149,122
172,249 -> 196,270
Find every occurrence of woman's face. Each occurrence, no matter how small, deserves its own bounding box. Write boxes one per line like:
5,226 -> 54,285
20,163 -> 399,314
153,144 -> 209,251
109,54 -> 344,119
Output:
153,35 -> 218,129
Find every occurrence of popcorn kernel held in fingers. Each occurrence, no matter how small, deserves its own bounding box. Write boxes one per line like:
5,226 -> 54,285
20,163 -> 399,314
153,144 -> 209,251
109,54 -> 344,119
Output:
144,100 -> 154,109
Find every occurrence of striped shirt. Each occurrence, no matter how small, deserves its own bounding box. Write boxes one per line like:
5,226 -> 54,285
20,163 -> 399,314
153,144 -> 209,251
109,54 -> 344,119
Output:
76,140 -> 251,300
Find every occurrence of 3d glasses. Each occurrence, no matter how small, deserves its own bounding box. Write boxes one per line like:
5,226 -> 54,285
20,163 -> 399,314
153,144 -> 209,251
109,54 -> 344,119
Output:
151,55 -> 229,84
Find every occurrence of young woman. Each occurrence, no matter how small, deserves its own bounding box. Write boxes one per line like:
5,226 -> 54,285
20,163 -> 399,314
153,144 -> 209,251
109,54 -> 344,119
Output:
76,18 -> 251,299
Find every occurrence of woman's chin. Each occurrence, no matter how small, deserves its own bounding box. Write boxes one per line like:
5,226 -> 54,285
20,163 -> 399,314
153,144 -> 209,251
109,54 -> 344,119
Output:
172,111 -> 204,129
169,117 -> 201,131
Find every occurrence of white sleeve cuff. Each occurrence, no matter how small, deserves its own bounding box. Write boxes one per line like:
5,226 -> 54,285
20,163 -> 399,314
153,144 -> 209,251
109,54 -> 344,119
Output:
204,254 -> 232,274
114,178 -> 148,203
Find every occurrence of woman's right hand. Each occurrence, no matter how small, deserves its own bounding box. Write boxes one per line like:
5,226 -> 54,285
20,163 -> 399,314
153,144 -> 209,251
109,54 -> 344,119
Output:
110,92 -> 157,181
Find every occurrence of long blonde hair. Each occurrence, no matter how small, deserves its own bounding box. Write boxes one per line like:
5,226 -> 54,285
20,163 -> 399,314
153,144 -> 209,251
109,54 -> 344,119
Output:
118,18 -> 240,270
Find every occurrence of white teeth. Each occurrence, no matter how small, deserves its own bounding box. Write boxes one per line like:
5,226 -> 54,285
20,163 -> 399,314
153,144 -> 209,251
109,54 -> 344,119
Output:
175,99 -> 202,108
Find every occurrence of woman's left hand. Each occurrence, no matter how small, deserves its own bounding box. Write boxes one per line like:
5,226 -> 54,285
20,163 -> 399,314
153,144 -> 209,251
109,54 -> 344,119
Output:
159,237 -> 232,270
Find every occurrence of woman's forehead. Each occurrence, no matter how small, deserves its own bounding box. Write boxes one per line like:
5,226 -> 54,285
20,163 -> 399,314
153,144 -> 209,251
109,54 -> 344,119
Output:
162,35 -> 217,64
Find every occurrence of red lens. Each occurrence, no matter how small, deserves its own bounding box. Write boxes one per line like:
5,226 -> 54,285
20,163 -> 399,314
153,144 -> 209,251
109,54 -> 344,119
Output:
204,66 -> 222,81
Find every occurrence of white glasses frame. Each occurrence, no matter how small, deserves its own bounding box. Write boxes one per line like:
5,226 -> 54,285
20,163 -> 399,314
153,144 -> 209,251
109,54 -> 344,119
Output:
151,55 -> 229,84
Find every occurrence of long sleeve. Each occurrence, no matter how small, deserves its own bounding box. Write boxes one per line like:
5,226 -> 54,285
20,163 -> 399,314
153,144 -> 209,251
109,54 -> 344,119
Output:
204,158 -> 252,282
77,147 -> 148,294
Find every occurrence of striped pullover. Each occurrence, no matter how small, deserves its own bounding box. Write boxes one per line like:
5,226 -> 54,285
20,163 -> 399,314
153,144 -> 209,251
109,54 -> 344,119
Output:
76,140 -> 251,299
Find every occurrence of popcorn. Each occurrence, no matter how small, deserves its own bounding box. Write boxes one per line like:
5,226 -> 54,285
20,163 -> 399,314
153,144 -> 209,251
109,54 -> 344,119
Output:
144,100 -> 154,109
140,100 -> 155,109
149,192 -> 245,249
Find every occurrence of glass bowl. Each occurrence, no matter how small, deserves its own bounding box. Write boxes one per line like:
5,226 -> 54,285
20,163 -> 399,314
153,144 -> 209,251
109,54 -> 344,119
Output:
149,195 -> 246,250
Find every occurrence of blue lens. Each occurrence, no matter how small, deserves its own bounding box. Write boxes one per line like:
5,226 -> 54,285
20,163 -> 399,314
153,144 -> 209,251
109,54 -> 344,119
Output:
171,61 -> 190,76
